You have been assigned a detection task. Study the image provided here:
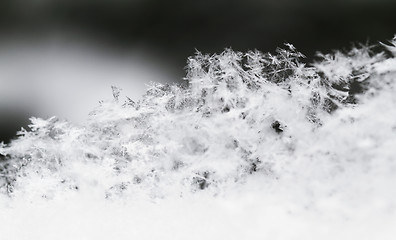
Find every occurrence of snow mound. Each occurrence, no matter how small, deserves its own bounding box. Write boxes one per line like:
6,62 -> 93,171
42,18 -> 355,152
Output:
1,37 -> 396,239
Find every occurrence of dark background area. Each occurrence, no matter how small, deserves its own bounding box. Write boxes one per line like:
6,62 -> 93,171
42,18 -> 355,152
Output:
1,0 -> 395,144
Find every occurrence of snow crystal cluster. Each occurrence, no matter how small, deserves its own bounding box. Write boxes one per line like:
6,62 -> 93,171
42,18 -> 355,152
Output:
1,38 -> 396,207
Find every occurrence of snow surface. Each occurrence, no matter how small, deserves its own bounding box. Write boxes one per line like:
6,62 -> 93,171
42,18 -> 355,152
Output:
1,184 -> 395,240
1,38 -> 396,239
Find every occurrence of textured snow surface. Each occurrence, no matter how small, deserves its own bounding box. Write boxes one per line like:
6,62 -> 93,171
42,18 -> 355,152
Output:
1,188 -> 395,240
1,38 -> 396,239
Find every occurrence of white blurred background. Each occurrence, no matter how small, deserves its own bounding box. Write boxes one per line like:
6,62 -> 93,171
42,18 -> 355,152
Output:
0,36 -> 174,122
0,34 -> 176,143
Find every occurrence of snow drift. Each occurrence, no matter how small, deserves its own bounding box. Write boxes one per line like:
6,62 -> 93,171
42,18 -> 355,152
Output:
1,38 -> 396,239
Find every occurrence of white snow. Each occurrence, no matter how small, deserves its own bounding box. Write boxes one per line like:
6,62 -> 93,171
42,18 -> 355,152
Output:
1,40 -> 396,239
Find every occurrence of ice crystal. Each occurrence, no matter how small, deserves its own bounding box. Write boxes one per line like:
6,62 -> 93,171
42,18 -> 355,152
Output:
1,41 -> 396,205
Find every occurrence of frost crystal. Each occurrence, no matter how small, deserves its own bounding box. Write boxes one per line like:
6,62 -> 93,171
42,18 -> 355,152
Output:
1,42 -> 396,204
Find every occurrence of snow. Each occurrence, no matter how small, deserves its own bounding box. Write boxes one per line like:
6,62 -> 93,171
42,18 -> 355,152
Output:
1,179 -> 395,240
1,38 -> 396,239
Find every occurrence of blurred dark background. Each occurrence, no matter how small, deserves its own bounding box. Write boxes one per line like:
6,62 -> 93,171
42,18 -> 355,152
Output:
1,0 -> 395,144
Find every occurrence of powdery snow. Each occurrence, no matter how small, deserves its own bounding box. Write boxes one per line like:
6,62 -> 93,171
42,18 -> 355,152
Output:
1,38 -> 396,239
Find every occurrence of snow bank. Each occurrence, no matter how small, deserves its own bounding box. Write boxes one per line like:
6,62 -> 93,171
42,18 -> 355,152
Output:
1,37 -> 396,239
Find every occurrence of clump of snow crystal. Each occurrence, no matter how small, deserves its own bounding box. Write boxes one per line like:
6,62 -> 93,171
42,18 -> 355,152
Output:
1,37 -> 396,240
